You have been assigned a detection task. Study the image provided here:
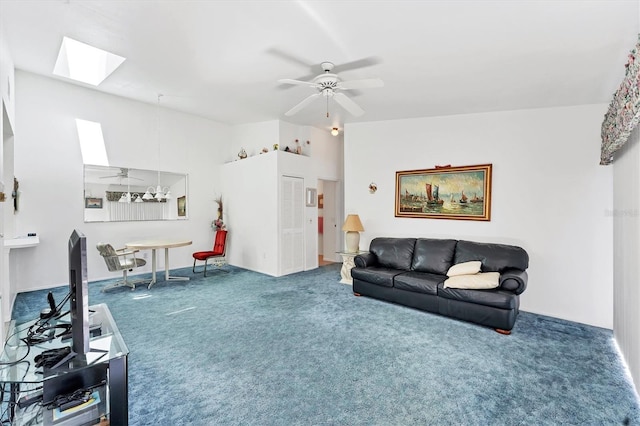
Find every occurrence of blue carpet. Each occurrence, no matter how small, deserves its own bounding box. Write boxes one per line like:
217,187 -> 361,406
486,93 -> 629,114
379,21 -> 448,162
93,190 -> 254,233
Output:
12,264 -> 640,425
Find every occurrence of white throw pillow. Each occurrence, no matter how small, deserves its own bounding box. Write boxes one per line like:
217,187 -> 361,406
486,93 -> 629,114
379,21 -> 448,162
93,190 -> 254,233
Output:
446,261 -> 482,277
443,272 -> 500,289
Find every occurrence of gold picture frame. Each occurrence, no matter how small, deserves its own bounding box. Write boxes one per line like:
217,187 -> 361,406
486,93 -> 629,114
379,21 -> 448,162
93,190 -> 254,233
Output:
177,196 -> 186,217
395,164 -> 492,221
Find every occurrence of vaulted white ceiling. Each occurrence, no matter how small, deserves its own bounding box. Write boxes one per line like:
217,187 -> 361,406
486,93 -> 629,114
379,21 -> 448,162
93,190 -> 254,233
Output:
1,0 -> 638,131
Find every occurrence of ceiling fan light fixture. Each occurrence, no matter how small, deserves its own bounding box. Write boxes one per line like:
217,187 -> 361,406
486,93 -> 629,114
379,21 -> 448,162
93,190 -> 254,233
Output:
279,59 -> 383,118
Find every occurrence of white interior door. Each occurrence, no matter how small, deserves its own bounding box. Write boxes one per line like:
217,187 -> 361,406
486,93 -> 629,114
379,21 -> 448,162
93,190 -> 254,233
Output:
280,175 -> 304,275
321,180 -> 340,262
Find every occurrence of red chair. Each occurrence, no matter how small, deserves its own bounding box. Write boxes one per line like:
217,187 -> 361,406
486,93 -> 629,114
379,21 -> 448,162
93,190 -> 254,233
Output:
192,230 -> 228,277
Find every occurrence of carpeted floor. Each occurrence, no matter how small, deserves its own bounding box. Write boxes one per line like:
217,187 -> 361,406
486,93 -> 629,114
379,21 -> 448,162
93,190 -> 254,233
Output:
11,263 -> 640,425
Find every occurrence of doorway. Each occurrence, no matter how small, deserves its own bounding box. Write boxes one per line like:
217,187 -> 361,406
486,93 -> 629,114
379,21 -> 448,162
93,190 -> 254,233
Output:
318,179 -> 340,264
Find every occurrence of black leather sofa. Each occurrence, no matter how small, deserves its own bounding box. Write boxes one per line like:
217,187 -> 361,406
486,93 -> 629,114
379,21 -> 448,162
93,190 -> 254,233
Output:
351,237 -> 529,334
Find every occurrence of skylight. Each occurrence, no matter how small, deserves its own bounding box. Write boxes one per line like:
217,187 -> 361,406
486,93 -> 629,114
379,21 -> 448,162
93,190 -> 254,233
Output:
53,37 -> 125,86
76,119 -> 109,166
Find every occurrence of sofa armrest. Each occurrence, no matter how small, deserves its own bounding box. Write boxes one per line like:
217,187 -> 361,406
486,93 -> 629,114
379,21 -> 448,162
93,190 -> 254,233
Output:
354,252 -> 378,268
499,268 -> 528,295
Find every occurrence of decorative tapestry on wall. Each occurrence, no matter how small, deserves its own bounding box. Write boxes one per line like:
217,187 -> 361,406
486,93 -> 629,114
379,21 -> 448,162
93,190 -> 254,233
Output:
601,34 -> 640,165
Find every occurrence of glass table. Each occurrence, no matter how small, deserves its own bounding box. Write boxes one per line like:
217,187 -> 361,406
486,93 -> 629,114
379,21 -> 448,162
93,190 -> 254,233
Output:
0,304 -> 129,425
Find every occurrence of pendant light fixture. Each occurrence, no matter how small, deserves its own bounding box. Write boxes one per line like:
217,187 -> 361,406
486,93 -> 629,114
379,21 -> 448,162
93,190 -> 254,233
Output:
154,94 -> 165,199
141,94 -> 172,201
119,176 -> 132,203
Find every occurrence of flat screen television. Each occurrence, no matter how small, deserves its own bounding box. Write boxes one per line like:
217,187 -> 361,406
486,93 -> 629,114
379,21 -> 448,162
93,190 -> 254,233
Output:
69,229 -> 89,355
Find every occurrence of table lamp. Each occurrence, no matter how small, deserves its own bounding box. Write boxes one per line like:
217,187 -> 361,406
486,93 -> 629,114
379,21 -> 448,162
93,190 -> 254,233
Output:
342,214 -> 364,253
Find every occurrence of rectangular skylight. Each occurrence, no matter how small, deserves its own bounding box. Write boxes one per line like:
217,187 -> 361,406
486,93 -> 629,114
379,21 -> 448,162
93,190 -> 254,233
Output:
76,119 -> 109,166
53,36 -> 125,86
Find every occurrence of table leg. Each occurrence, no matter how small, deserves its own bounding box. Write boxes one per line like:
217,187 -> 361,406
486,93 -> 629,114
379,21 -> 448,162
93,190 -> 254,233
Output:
164,247 -> 169,280
164,247 -> 189,282
148,249 -> 157,289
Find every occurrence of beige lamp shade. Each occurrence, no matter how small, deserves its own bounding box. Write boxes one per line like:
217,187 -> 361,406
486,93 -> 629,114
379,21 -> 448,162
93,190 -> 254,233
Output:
343,214 -> 364,252
342,214 -> 364,232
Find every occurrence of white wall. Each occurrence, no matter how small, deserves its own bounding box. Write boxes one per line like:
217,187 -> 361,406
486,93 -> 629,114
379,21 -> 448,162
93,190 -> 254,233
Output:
345,104 -> 613,329
228,119 -> 341,174
222,119 -> 342,276
279,121 -> 311,156
221,151 -> 280,275
1,24 -> 16,239
221,150 -> 319,276
0,26 -> 16,338
0,29 -> 15,129
307,126 -> 343,182
612,125 -> 640,395
230,120 -> 280,160
13,71 -> 231,291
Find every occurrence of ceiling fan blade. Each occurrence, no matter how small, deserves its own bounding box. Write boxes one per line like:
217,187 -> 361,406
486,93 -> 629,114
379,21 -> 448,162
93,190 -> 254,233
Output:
99,175 -> 143,181
338,78 -> 384,90
99,167 -> 144,181
332,56 -> 382,74
268,48 -> 319,83
285,93 -> 321,116
267,47 -> 315,69
333,93 -> 364,116
278,78 -> 318,88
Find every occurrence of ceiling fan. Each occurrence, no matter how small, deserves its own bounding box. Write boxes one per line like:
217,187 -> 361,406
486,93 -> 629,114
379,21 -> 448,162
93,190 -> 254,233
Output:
279,61 -> 383,117
99,167 -> 143,181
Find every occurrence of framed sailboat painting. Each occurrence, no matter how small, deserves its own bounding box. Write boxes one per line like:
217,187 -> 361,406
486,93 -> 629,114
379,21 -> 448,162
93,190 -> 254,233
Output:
395,164 -> 492,221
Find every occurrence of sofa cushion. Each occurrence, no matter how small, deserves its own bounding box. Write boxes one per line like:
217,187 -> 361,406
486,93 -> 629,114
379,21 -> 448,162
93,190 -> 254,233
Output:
351,266 -> 403,288
411,238 -> 457,275
454,240 -> 529,272
437,283 -> 517,309
394,271 -> 444,295
444,272 -> 500,289
369,238 -> 416,271
446,261 -> 482,277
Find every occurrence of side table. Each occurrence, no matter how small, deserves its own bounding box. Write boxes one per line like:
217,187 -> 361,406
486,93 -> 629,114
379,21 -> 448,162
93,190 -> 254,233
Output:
337,250 -> 368,285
